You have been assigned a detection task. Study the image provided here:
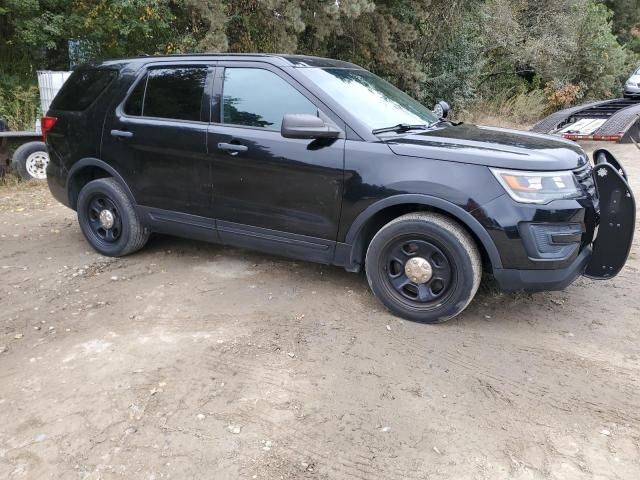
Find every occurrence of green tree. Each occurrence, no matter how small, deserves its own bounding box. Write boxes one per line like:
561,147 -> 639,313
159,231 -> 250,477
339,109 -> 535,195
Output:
0,0 -> 638,129
601,0 -> 640,53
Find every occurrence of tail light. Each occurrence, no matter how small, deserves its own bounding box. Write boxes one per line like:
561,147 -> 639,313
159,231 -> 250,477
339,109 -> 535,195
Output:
41,116 -> 58,142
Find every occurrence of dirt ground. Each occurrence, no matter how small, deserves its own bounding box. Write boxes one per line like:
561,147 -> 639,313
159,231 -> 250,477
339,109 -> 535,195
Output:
0,142 -> 639,480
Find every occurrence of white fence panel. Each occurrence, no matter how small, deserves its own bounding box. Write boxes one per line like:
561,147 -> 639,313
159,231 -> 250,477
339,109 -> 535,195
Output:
37,71 -> 72,115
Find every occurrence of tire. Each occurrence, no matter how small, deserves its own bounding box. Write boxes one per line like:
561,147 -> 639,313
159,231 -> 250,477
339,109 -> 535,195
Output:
77,178 -> 149,257
365,212 -> 482,323
12,141 -> 49,180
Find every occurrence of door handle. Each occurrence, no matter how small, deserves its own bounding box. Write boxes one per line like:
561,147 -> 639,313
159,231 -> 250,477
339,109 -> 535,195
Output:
111,129 -> 133,139
218,142 -> 248,155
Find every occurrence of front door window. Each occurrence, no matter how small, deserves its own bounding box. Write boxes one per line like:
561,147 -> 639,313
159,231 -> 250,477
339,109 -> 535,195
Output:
221,68 -> 317,130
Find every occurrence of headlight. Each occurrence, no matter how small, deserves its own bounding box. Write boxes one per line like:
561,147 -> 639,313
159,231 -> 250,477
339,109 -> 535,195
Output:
490,168 -> 581,204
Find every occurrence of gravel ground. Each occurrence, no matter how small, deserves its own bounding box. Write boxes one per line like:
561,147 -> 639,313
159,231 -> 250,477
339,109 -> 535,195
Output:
0,142 -> 639,479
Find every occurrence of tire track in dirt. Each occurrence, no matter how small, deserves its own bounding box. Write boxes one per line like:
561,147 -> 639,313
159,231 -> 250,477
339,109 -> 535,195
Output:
204,349 -> 307,397
202,349 -> 429,480
397,332 -> 640,425
230,405 -> 428,480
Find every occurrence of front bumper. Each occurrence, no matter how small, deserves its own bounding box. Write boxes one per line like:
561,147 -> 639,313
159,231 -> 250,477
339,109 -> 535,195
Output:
624,85 -> 640,96
485,149 -> 635,291
493,246 -> 591,292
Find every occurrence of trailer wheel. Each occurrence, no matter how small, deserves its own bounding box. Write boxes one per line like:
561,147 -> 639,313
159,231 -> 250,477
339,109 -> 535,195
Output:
12,141 -> 49,180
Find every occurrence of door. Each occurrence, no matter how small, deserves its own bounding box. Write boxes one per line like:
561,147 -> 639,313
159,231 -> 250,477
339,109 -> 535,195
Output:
102,65 -> 212,218
207,64 -> 345,260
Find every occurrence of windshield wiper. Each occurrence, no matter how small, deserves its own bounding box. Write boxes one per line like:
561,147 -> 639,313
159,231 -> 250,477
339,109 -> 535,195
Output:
372,123 -> 428,135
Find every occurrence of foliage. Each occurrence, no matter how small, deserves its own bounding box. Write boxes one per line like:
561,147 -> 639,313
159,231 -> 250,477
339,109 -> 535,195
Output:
0,0 -> 639,129
572,1 -> 630,98
544,81 -> 585,110
0,79 -> 40,131
478,0 -> 634,99
602,0 -> 640,53
462,90 -> 548,128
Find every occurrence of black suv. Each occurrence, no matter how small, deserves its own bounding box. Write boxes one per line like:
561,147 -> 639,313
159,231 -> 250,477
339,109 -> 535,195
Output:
45,54 -> 635,323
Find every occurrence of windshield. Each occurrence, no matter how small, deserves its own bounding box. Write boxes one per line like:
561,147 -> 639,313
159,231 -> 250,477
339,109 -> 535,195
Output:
298,67 -> 437,131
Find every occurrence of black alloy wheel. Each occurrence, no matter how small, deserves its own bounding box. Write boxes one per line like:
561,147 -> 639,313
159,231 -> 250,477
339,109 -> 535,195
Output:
77,178 -> 149,257
365,212 -> 482,323
86,194 -> 122,245
383,236 -> 455,306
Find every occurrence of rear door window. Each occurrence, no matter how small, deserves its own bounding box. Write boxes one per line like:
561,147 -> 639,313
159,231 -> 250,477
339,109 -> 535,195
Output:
50,69 -> 116,111
125,67 -> 207,121
221,68 -> 317,129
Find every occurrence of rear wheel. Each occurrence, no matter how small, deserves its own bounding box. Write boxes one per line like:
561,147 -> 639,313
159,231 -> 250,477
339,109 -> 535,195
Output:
12,141 -> 49,180
77,178 -> 149,256
365,212 -> 481,323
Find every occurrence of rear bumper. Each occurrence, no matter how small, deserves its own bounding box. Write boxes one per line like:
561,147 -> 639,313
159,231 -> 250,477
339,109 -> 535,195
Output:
46,158 -> 71,209
492,246 -> 591,292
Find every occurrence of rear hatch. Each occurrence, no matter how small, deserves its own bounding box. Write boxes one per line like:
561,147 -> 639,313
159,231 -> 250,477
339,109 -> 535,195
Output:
45,67 -> 119,170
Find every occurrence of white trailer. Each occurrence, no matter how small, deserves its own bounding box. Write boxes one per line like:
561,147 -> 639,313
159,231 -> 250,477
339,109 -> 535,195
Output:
0,71 -> 72,180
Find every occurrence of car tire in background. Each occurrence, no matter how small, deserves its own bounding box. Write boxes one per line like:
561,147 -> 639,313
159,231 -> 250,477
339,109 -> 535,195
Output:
12,141 -> 50,180
365,212 -> 482,323
77,178 -> 150,257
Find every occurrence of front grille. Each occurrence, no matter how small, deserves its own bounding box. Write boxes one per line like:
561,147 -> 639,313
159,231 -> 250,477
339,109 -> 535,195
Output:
573,163 -> 598,208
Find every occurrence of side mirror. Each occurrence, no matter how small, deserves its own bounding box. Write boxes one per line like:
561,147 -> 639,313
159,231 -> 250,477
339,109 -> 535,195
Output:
281,114 -> 340,139
432,101 -> 450,119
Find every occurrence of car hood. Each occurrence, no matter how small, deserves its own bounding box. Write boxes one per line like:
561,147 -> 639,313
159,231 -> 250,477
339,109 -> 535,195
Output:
384,124 -> 588,171
627,74 -> 640,83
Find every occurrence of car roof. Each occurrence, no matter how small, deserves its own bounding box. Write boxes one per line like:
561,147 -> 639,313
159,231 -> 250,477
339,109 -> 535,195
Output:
96,53 -> 362,70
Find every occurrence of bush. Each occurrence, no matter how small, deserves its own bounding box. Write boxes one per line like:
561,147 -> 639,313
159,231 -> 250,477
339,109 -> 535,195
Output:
572,1 -> 630,99
462,90 -> 548,128
0,81 -> 40,131
544,81 -> 585,111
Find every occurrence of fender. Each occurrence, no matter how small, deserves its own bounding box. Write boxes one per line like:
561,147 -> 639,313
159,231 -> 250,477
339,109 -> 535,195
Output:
342,193 -> 503,270
66,157 -> 136,208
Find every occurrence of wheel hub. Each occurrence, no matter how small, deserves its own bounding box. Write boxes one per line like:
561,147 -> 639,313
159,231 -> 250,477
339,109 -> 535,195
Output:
99,209 -> 115,229
25,152 -> 49,180
404,256 -> 433,284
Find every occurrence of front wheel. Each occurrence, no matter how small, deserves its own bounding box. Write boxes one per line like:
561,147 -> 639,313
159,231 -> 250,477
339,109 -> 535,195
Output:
365,212 -> 482,323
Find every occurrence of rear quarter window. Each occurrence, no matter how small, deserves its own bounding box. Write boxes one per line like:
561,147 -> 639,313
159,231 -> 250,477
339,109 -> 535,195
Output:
50,68 -> 117,112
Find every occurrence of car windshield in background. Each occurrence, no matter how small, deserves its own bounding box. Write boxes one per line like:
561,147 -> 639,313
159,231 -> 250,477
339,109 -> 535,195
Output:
298,67 -> 437,132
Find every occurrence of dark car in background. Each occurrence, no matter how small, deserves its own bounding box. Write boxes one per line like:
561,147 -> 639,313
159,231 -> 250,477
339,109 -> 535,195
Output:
43,54 -> 635,323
